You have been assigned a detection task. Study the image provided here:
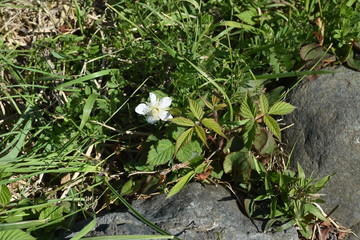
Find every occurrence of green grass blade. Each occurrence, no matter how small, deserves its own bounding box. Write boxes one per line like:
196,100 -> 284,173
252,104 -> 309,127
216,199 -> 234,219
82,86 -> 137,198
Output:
0,219 -> 48,231
54,69 -> 116,90
79,93 -> 98,130
70,212 -> 96,240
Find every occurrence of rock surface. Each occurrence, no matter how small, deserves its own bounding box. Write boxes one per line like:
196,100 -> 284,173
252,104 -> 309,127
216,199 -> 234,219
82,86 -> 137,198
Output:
61,183 -> 298,240
283,65 -> 360,239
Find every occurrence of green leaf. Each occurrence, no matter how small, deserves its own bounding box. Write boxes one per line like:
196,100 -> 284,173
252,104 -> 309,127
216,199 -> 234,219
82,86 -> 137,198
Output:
235,9 -> 258,25
200,96 -> 213,110
70,213 -> 96,240
39,206 -> 64,223
268,102 -> 296,115
201,118 -> 226,138
275,219 -> 296,232
0,185 -> 11,207
176,140 -> 202,163
300,43 -> 324,61
79,93 -> 97,130
189,99 -> 204,120
217,21 -> 263,34
147,140 -> 175,166
240,94 -> 256,119
297,162 -> 306,180
194,125 -> 208,148
304,203 -> 328,222
166,170 -> 195,198
223,151 -> 245,174
0,230 -> 36,240
0,220 -> 47,231
310,174 -> 334,193
260,93 -> 269,114
121,179 -> 134,195
175,127 -> 194,153
55,69 -> 116,90
171,117 -> 195,127
243,120 -> 257,148
263,115 -> 281,141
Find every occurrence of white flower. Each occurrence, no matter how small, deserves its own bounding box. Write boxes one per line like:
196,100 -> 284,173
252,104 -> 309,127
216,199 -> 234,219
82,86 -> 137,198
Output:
135,93 -> 173,124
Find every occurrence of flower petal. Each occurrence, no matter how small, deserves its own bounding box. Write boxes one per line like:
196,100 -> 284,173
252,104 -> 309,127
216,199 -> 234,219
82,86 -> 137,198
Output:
146,115 -> 159,124
159,97 -> 172,108
158,110 -> 173,121
149,93 -> 158,106
135,103 -> 150,115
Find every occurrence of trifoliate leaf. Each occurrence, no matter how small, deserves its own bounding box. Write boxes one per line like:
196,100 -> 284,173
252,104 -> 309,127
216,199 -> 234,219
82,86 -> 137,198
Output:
171,117 -> 195,127
194,125 -> 208,148
263,115 -> 281,140
260,93 -> 269,114
147,139 -> 175,166
189,99 -> 204,120
201,118 -> 226,138
268,102 -> 296,115
175,127 -> 194,153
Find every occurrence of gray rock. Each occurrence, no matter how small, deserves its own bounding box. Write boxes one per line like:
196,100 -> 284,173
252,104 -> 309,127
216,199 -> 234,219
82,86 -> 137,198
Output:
283,65 -> 360,236
61,183 -> 298,240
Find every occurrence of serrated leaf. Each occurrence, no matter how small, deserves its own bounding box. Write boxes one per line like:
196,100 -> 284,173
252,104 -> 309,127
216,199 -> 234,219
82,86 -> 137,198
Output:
268,102 -> 296,115
189,99 -> 204,120
175,127 -> 194,153
39,206 -> 64,223
171,117 -> 195,127
0,229 -> 36,240
240,94 -> 256,119
211,95 -> 220,105
200,96 -> 213,110
176,140 -> 202,163
0,185 -> 11,207
260,93 -> 269,114
214,103 -> 227,111
263,115 -> 281,140
201,118 -> 226,138
194,125 -> 208,148
166,170 -> 195,198
147,140 -> 175,166
243,120 -> 257,148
